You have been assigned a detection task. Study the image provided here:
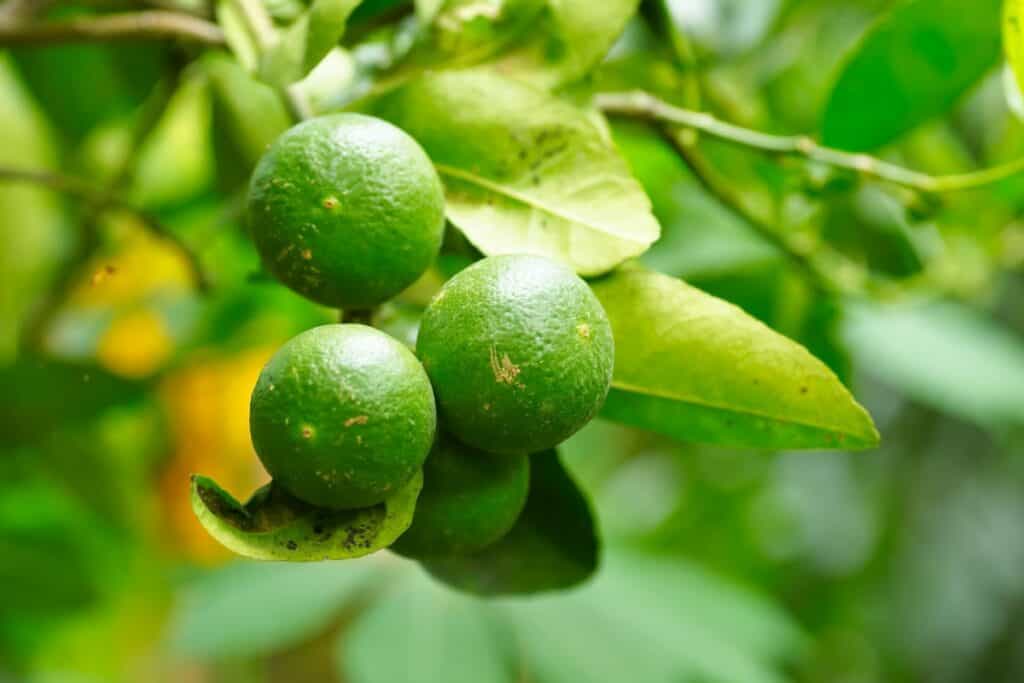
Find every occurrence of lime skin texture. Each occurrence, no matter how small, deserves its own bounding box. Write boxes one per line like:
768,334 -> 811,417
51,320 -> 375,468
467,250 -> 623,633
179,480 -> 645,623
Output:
250,324 -> 436,510
391,432 -> 530,558
248,113 -> 446,309
416,254 -> 615,454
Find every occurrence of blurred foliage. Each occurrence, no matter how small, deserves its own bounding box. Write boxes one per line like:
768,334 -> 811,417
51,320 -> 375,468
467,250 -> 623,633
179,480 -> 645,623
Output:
1,0 -> 1023,682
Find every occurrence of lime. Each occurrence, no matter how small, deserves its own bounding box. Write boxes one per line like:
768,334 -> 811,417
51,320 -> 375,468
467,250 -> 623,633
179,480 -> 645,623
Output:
250,324 -> 436,510
391,432 -> 529,558
248,113 -> 445,308
416,255 -> 614,454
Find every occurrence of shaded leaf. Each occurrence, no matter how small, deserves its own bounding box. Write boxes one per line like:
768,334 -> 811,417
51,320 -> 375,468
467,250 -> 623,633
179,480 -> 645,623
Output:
11,41 -> 167,144
496,0 -> 639,88
590,267 -> 879,450
372,70 -> 660,276
0,481 -> 111,617
261,0 -> 363,87
205,53 -> 291,190
0,357 -> 145,448
190,471 -> 422,561
341,569 -> 510,683
167,560 -> 380,659
422,451 -> 598,595
822,0 -> 1002,150
843,300 -> 1024,426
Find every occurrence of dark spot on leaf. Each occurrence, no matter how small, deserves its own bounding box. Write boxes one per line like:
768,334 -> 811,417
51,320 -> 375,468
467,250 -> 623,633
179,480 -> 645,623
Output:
286,540 -> 298,550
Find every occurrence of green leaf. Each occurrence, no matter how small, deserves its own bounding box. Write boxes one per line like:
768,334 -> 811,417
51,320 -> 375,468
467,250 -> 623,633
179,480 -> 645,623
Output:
590,267 -> 879,450
0,358 -> 145,449
822,0 -> 1003,151
261,0 -> 363,87
496,0 -> 640,88
500,550 -> 803,683
204,53 -> 291,189
1006,0 -> 1024,99
11,42 -> 167,144
167,560 -> 380,659
0,57 -> 67,362
340,570 -> 510,683
372,70 -> 660,276
422,451 -> 598,595
394,0 -> 546,76
843,301 -> 1024,427
414,0 -> 445,23
190,471 -> 422,561
215,0 -> 260,73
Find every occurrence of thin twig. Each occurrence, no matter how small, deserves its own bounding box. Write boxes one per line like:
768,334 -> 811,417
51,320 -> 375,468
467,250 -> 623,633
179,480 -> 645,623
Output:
0,167 -> 211,293
0,10 -> 225,46
20,65 -> 196,347
596,91 -> 1024,194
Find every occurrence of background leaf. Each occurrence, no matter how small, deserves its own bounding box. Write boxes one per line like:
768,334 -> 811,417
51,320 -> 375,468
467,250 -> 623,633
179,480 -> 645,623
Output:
167,559 -> 381,659
191,472 -> 422,561
422,450 -> 598,595
372,69 -> 660,276
261,0 -> 363,87
495,0 -> 639,88
205,53 -> 291,191
215,0 -> 261,73
499,549 -> 804,683
341,569 -> 511,683
843,300 -> 1024,427
822,0 -> 1003,150
590,267 -> 879,450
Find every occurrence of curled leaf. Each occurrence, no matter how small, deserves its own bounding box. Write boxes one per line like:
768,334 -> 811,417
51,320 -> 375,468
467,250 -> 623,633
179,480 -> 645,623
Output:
190,471 -> 422,561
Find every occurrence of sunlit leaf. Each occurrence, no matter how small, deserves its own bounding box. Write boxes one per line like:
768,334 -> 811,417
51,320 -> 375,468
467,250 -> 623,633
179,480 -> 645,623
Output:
261,0 -> 364,87
422,451 -> 598,595
590,266 -> 879,450
822,0 -> 1002,150
215,0 -> 260,73
495,0 -> 639,88
190,471 -> 422,561
372,70 -> 660,276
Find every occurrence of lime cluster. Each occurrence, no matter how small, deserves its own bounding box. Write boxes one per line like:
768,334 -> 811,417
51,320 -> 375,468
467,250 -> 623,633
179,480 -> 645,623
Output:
245,114 -> 614,561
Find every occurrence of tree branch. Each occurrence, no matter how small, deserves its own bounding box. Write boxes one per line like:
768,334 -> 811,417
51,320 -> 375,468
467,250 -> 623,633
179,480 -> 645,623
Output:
0,166 -> 211,293
596,91 -> 1024,194
0,10 -> 225,46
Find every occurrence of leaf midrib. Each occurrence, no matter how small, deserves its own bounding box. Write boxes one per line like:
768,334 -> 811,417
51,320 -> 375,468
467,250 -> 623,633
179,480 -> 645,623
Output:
610,379 -> 877,444
435,163 -> 649,244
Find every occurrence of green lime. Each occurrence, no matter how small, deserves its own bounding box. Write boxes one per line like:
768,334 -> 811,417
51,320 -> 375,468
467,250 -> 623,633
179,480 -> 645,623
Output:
248,113 -> 445,308
416,255 -> 614,454
391,432 -> 529,558
250,324 -> 436,510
